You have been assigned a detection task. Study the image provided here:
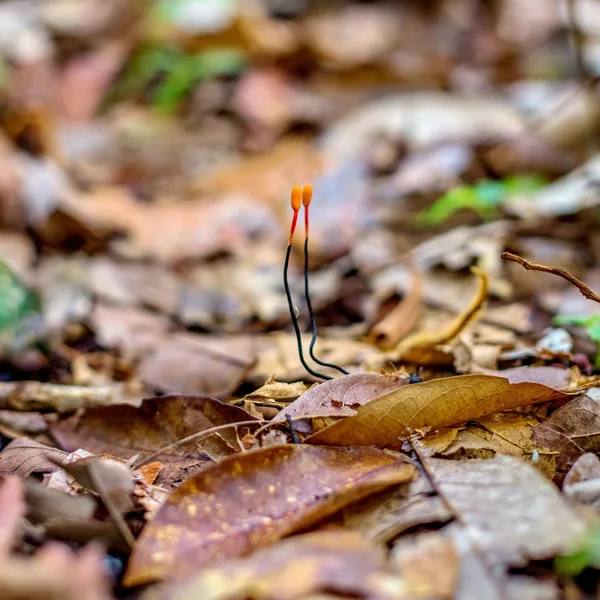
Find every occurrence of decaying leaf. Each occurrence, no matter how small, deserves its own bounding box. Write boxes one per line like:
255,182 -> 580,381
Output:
124,444 -> 414,585
354,457 -> 584,595
307,374 -> 571,446
245,379 -> 308,405
532,394 -> 600,481
138,334 -> 256,398
273,372 -> 408,434
51,394 -> 259,484
477,365 -> 572,388
419,413 -> 557,479
153,530 -> 402,600
0,437 -> 66,478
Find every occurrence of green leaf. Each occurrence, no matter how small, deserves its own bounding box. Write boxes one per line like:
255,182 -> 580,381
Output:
553,313 -> 600,366
113,44 -> 245,114
0,261 -> 40,332
417,175 -> 547,228
556,521 -> 600,576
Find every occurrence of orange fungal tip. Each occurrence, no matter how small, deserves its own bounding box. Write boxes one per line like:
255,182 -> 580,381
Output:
291,186 -> 301,211
301,185 -> 313,207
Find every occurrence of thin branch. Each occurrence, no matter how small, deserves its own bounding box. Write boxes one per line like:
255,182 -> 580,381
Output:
501,252 -> 600,305
406,433 -> 509,599
87,461 -> 135,549
131,419 -> 262,469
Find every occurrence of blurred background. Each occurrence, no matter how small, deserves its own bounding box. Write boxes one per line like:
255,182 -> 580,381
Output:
0,0 -> 599,400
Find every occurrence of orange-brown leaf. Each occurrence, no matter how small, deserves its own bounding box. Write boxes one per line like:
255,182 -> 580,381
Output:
273,372 -> 408,433
306,374 -> 571,446
51,395 -> 259,485
124,444 -> 414,586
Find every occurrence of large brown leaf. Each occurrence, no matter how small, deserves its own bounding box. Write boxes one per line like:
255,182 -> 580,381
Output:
155,529 -> 457,600
123,444 -> 414,586
51,395 -> 259,484
353,457 -> 584,599
307,374 -> 571,446
273,372 -> 408,433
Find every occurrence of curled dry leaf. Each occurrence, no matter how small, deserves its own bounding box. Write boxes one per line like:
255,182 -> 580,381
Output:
272,372 -> 408,434
51,395 -> 259,485
245,380 -> 308,404
124,444 -> 414,586
306,374 -> 572,446
370,269 -> 423,349
0,437 -> 66,479
389,266 -> 488,362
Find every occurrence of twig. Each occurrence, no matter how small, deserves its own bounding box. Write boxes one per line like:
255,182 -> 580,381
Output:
501,251 -> 600,305
0,381 -> 141,412
406,433 -> 509,599
131,420 -> 261,469
285,414 -> 300,444
87,460 -> 135,549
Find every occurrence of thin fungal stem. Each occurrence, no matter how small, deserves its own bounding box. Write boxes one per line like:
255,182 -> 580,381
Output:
284,245 -> 332,380
302,185 -> 348,375
283,185 -> 333,381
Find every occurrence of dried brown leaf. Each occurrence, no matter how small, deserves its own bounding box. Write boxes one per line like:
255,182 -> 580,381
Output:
273,373 -> 408,434
51,395 -> 259,485
477,365 -> 571,389
306,374 -> 571,446
138,334 -> 255,398
532,394 -> 600,481
0,438 -> 66,479
124,444 -> 414,585
356,457 -> 585,573
419,413 -> 557,479
155,530 -> 398,600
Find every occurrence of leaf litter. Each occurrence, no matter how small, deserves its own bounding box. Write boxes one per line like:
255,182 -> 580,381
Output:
0,1 -> 600,599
